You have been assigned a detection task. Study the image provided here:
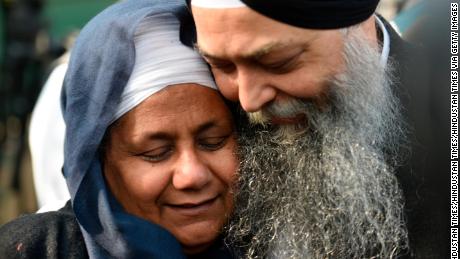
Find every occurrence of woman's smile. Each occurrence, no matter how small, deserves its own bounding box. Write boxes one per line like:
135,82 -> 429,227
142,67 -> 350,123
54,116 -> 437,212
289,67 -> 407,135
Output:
164,195 -> 220,217
103,84 -> 237,253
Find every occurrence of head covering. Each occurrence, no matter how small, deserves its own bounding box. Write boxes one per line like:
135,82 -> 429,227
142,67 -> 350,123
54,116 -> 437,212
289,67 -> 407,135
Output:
190,0 -> 380,29
111,13 -> 216,124
192,0 -> 246,8
61,0 -> 216,258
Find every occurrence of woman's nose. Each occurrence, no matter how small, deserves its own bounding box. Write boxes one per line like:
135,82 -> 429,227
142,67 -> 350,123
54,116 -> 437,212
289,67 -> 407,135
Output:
172,150 -> 211,190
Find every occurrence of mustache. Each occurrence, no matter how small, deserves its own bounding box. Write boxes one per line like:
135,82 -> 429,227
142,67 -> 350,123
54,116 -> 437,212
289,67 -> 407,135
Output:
248,98 -> 309,125
247,95 -> 331,127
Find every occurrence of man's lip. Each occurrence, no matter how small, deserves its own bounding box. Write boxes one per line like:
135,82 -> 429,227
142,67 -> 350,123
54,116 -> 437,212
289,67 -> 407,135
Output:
270,114 -> 306,125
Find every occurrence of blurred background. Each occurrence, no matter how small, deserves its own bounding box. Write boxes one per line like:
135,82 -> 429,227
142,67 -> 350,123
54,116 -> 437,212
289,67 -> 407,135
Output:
0,0 -> 116,223
0,0 -> 439,224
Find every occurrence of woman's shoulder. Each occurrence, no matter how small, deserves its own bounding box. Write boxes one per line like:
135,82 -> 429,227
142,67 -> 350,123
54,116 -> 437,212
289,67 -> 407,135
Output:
0,201 -> 88,258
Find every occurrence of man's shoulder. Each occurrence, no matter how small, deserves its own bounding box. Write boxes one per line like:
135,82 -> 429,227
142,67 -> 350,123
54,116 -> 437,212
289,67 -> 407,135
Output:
0,201 -> 88,259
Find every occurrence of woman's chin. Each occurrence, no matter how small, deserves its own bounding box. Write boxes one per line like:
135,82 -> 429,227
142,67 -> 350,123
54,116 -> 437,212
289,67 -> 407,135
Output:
173,220 -> 222,254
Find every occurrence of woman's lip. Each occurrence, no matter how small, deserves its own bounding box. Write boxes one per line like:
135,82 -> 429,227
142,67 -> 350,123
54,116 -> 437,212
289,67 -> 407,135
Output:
169,196 -> 216,207
165,197 -> 218,216
270,114 -> 306,125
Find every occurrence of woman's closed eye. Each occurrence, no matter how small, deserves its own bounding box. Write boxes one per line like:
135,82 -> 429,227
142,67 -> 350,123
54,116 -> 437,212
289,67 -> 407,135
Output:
198,136 -> 230,151
139,146 -> 174,162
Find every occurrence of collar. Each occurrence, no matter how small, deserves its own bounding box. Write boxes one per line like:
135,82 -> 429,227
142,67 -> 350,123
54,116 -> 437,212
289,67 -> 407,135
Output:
375,15 -> 390,67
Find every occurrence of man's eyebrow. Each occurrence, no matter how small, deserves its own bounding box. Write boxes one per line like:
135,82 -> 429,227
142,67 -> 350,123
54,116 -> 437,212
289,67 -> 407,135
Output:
243,42 -> 284,59
194,42 -> 286,60
194,43 -> 219,60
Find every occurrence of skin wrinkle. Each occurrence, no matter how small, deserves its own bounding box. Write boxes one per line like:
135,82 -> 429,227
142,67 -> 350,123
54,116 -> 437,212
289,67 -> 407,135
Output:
103,84 -> 238,254
193,6 -> 353,112
225,28 -> 409,259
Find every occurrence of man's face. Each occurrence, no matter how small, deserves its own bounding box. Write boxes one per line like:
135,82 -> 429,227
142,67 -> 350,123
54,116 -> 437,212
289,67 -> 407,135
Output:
193,6 -> 346,117
194,5 -> 408,257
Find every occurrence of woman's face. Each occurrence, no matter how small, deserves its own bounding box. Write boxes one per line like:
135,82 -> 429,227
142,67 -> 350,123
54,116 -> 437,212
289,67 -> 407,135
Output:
103,84 -> 237,254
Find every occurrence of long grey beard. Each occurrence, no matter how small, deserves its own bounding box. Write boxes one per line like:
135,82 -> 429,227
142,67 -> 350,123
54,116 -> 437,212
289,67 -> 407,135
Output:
227,30 -> 409,259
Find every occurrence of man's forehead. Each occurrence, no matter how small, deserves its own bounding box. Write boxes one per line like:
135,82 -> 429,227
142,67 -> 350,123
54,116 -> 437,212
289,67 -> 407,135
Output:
193,8 -> 316,59
192,5 -> 259,31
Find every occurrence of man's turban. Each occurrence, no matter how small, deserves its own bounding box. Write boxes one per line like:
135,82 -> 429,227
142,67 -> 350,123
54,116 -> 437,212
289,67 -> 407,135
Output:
191,0 -> 380,29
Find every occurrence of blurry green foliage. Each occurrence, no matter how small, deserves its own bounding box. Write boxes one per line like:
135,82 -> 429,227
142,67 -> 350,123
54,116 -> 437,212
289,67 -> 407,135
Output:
43,0 -> 116,42
0,0 -> 115,64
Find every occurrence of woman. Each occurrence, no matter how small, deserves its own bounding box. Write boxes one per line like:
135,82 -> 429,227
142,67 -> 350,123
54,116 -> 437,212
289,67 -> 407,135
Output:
0,0 -> 238,258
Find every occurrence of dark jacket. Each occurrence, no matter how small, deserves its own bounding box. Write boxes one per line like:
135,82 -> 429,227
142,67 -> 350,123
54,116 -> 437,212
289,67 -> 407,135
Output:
385,13 -> 449,259
0,202 -> 87,259
0,202 -> 234,259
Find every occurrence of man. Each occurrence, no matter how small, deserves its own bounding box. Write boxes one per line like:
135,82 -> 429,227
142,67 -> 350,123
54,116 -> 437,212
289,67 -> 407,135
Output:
188,0 -> 447,258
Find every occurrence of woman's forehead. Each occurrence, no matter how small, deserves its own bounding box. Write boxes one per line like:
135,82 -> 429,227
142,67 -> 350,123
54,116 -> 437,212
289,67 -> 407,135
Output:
114,84 -> 231,134
141,83 -> 224,113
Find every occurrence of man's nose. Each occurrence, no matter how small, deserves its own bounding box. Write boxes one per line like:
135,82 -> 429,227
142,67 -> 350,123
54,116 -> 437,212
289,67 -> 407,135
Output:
236,67 -> 276,112
172,150 -> 211,190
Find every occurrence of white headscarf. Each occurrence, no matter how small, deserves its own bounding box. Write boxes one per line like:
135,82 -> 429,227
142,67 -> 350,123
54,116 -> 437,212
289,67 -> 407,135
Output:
111,13 -> 217,124
191,0 -> 246,8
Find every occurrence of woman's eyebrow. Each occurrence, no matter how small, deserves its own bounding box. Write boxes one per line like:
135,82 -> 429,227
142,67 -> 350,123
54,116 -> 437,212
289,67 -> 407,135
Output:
144,132 -> 174,141
138,121 -> 225,141
194,121 -> 219,135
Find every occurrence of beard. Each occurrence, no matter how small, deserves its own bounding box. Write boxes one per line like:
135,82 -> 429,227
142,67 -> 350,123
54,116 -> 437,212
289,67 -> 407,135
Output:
226,29 -> 409,259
